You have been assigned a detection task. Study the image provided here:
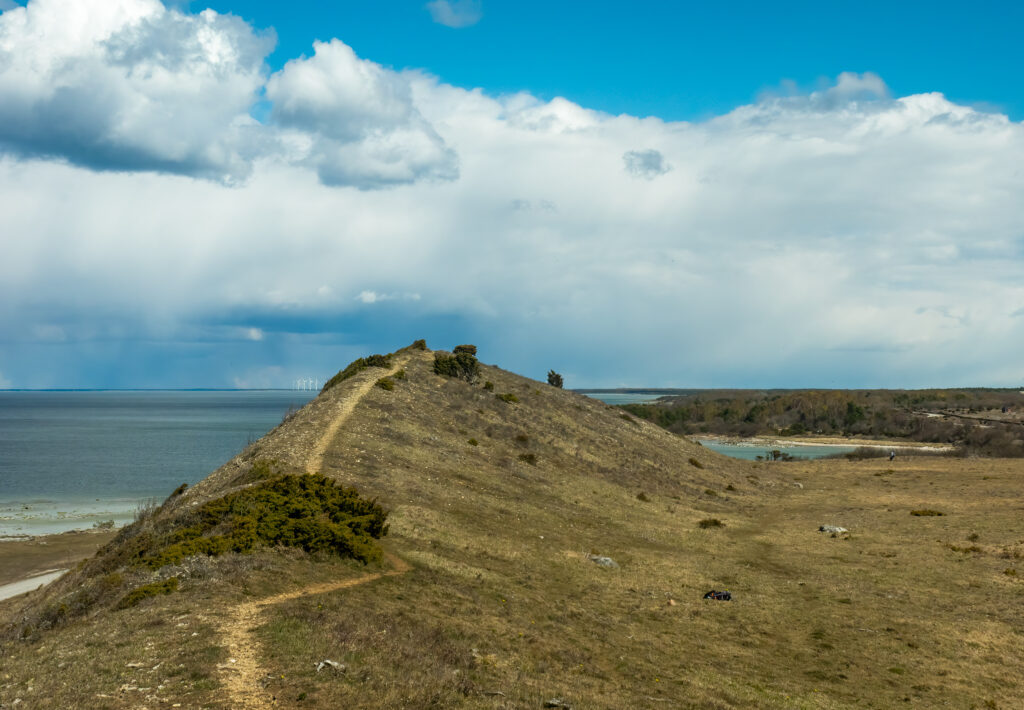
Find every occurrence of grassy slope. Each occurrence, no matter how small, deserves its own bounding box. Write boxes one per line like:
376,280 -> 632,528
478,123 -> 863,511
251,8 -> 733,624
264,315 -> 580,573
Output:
1,348 -> 1022,708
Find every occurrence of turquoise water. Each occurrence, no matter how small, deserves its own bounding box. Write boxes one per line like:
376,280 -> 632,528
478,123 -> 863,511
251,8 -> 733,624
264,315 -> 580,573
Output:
0,390 -> 316,537
585,392 -> 665,405
699,440 -> 857,461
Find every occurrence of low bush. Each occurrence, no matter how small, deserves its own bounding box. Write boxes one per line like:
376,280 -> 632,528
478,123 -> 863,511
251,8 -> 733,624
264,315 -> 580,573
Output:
704,489 -> 719,497
322,354 -> 392,392
130,472 -> 388,570
688,457 -> 704,469
453,344 -> 477,356
698,518 -> 724,528
393,369 -> 407,380
433,351 -> 479,382
910,509 -> 944,516
547,370 -> 564,388
410,339 -> 427,351
117,577 -> 179,609
483,381 -> 494,391
515,434 -> 529,444
497,393 -> 519,404
620,413 -> 637,424
636,492 -> 650,502
376,377 -> 395,391
467,438 -> 478,446
518,453 -> 537,466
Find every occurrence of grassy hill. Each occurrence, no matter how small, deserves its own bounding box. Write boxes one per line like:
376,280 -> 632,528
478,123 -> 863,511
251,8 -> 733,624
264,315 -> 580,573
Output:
1,342 -> 1021,708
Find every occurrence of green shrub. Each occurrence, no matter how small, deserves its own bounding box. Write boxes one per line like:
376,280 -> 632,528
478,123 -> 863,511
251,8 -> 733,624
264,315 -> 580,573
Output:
910,509 -> 944,516
376,377 -> 394,391
619,413 -> 637,424
433,351 -> 479,381
698,518 -> 723,528
131,473 -> 388,570
704,488 -> 719,497
547,370 -> 564,388
322,354 -> 392,392
117,577 -> 179,609
497,393 -> 519,403
1005,568 -> 1017,576
411,339 -> 427,350
467,438 -> 478,446
483,381 -> 494,391
515,434 -> 529,444
453,344 -> 477,356
518,453 -> 537,466
393,369 -> 407,380
688,457 -> 704,469
636,492 -> 650,502
725,484 -> 736,491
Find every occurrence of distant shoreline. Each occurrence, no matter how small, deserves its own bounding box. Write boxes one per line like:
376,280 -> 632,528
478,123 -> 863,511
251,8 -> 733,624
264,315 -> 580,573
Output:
694,433 -> 953,452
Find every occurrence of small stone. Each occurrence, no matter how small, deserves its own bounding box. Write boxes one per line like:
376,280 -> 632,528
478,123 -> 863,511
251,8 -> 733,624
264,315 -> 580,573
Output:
819,525 -> 848,534
316,659 -> 345,673
544,699 -> 572,709
586,554 -> 619,569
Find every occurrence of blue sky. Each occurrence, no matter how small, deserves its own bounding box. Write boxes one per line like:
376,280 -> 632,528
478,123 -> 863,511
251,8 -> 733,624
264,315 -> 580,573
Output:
197,0 -> 1024,122
0,0 -> 1022,389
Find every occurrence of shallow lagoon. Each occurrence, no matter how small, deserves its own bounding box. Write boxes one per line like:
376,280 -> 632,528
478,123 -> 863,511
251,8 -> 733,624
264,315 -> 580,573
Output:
698,440 -> 857,461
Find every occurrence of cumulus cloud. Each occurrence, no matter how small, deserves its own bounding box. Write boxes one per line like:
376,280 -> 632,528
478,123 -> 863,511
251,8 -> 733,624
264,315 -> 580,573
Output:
426,0 -> 482,28
623,149 -> 670,179
0,0 -> 457,189
265,39 -> 458,188
0,0 -> 272,182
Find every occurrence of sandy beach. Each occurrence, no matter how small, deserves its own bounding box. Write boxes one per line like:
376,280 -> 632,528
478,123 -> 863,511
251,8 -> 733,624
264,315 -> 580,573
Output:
0,528 -> 116,591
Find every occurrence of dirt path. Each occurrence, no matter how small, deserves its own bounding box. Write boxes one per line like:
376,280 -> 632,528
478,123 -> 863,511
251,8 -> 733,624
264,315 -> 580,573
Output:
219,552 -> 411,709
220,357 -> 412,708
306,357 -> 408,474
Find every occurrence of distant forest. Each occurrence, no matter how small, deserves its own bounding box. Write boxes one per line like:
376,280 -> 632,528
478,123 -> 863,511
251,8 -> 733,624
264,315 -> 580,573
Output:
620,389 -> 1024,457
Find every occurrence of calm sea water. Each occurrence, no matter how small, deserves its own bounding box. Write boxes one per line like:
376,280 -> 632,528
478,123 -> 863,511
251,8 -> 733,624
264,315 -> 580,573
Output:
0,391 -> 315,537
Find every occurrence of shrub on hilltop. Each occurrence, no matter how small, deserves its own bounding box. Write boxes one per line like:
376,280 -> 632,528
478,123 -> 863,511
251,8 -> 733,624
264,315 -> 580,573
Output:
434,348 -> 479,382
322,353 -> 392,392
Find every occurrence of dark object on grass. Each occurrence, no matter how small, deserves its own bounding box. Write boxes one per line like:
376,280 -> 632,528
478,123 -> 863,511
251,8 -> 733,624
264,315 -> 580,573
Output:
703,590 -> 732,601
547,370 -> 564,388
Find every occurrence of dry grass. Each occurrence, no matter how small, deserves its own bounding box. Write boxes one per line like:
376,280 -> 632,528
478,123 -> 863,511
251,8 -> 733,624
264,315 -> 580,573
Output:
2,350 -> 1022,708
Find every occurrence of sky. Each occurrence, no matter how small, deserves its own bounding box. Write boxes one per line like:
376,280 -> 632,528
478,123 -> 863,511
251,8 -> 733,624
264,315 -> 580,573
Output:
0,0 -> 1022,389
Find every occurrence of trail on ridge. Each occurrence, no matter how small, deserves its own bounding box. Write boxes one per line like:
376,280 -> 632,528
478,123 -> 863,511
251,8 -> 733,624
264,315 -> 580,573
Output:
218,553 -> 411,709
220,357 -> 412,708
306,357 -> 409,474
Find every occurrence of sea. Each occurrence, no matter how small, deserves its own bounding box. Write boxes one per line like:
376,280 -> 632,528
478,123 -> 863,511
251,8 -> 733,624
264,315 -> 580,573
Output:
0,390 -> 316,538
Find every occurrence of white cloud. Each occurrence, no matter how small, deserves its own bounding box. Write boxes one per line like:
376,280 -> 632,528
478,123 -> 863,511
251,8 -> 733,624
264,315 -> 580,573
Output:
266,39 -> 458,188
0,0 -> 271,182
426,0 -> 482,28
356,291 -> 422,304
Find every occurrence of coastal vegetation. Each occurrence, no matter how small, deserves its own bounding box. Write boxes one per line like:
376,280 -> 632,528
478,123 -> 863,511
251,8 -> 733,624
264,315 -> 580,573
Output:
622,388 -> 1024,456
